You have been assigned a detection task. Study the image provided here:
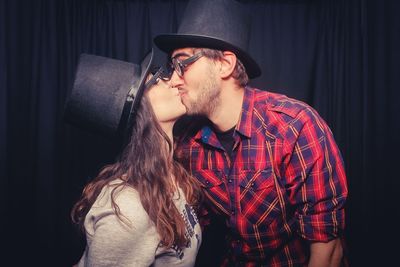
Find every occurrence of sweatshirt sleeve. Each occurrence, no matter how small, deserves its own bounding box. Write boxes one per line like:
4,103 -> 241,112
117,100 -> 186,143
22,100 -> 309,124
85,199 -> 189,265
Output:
82,186 -> 160,267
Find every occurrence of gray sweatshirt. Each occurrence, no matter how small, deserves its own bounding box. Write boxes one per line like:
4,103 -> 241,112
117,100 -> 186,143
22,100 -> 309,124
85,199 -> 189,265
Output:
77,179 -> 202,267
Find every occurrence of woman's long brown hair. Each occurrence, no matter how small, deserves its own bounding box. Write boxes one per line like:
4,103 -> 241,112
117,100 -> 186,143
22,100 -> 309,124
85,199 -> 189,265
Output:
71,94 -> 202,248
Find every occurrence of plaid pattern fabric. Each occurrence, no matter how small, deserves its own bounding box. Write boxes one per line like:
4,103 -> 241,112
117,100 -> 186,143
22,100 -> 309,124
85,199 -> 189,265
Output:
176,87 -> 348,267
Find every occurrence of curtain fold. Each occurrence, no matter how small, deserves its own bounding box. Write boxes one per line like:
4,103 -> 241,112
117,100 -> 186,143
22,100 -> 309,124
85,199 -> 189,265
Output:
0,0 -> 8,238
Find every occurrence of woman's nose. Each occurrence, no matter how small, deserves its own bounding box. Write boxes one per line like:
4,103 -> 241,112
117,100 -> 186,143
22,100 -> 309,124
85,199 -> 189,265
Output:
169,70 -> 183,88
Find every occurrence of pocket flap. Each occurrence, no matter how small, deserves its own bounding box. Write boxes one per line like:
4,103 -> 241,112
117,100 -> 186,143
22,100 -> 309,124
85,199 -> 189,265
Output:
192,169 -> 224,188
239,169 -> 275,190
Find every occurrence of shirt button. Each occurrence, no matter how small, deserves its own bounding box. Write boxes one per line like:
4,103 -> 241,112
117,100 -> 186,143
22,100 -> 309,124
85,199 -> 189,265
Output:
231,210 -> 235,215
228,179 -> 233,183
205,180 -> 210,185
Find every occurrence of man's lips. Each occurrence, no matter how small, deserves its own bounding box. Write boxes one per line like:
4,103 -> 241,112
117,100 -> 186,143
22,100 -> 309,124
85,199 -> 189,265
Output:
178,88 -> 186,97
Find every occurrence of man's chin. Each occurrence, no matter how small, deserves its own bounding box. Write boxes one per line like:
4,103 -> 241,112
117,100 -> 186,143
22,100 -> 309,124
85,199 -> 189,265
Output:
183,102 -> 207,116
181,100 -> 191,113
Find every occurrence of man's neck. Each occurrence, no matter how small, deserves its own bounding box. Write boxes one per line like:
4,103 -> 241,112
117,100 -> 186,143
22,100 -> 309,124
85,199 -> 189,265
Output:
209,84 -> 245,132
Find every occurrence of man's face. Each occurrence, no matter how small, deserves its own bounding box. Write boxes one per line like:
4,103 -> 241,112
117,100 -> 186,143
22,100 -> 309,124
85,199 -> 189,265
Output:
170,48 -> 220,116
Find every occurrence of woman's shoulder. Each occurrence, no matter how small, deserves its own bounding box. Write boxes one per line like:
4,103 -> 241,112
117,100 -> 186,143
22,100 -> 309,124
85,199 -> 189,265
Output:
93,178 -> 139,207
81,179 -> 160,266
88,178 -> 151,229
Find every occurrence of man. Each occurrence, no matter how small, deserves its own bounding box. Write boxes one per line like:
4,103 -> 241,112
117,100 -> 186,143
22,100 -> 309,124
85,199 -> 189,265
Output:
155,0 -> 348,266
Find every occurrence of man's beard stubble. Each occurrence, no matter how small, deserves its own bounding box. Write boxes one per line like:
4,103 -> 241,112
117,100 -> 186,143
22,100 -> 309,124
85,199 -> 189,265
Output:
186,66 -> 220,117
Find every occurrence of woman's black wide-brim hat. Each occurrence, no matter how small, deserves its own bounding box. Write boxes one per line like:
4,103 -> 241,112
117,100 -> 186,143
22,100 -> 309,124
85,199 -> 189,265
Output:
63,48 -> 165,137
154,0 -> 261,79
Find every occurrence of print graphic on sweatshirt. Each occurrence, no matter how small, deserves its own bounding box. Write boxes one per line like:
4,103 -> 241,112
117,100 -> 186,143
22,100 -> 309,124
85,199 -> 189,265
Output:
170,204 -> 200,259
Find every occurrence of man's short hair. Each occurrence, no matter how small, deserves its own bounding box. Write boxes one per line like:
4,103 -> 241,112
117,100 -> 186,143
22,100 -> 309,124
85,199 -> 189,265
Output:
193,48 -> 249,87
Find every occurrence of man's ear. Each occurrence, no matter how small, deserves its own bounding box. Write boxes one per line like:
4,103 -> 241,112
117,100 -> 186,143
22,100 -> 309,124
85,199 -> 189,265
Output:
219,51 -> 237,79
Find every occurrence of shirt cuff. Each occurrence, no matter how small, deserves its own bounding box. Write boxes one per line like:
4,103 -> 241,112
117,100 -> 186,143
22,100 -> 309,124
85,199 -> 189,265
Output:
296,209 -> 345,242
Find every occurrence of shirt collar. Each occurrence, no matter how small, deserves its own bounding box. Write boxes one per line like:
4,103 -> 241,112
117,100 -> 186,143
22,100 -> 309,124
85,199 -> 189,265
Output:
194,125 -> 224,150
194,87 -> 254,147
235,86 -> 254,139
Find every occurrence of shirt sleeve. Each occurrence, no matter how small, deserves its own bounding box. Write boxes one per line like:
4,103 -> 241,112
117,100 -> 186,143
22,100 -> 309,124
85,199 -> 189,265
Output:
281,108 -> 348,242
83,187 -> 159,267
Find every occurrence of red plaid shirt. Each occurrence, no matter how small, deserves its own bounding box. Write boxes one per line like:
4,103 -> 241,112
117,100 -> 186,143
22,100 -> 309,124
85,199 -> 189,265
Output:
176,87 -> 348,267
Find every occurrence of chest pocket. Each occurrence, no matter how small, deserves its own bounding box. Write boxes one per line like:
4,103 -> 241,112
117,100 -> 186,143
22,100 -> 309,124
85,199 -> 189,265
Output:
239,169 -> 281,227
192,169 -> 223,188
192,169 -> 230,215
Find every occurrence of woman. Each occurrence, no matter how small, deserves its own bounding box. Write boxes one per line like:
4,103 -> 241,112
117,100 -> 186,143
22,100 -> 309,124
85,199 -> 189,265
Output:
66,50 -> 203,266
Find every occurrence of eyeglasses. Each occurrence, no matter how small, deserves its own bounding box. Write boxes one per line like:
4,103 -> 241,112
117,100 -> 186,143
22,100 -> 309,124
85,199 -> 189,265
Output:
144,66 -> 172,89
171,52 -> 204,77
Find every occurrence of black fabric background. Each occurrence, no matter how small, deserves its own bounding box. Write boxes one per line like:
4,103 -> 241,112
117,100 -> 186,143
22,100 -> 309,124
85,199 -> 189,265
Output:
1,0 -> 399,266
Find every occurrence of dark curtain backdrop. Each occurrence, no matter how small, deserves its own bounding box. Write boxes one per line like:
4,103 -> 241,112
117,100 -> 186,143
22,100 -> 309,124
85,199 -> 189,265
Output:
1,0 -> 399,266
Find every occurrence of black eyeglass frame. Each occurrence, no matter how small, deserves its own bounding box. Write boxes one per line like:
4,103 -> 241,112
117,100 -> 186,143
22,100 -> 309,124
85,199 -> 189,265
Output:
144,66 -> 172,89
171,52 -> 204,77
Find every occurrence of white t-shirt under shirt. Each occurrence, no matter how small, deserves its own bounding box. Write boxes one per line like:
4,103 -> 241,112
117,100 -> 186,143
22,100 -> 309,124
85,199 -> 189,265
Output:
77,179 -> 202,267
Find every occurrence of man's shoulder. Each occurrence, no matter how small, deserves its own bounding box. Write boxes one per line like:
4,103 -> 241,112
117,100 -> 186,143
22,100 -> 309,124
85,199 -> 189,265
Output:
250,87 -> 313,120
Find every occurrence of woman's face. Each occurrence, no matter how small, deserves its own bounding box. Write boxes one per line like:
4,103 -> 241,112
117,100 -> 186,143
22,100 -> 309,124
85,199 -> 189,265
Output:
146,77 -> 187,123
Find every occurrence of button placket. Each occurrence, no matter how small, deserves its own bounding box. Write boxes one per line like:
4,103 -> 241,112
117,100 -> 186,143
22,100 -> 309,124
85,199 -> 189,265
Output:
223,169 -> 236,221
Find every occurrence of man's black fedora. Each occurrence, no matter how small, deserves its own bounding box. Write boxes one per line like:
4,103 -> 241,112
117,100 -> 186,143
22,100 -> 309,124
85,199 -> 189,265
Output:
154,0 -> 261,79
63,47 -> 167,137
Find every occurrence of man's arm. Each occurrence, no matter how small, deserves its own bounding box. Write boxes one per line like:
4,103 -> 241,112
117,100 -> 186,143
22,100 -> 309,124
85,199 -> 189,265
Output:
281,107 -> 348,266
308,238 -> 343,267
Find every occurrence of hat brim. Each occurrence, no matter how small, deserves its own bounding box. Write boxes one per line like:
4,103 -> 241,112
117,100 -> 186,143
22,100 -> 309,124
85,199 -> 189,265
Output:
121,49 -> 154,136
154,34 -> 261,79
